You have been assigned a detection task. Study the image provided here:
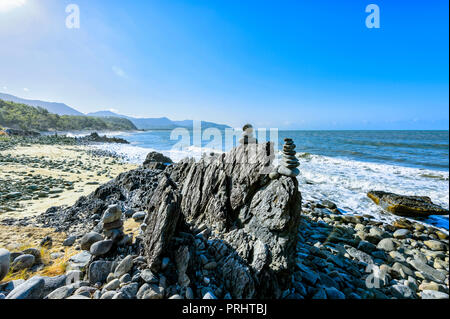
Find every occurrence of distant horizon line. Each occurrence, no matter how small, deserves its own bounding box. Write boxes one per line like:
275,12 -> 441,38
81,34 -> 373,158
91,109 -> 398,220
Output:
1,93 -> 448,132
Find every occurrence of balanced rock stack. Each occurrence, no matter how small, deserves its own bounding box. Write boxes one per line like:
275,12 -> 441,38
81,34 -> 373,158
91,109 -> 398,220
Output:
277,138 -> 300,177
101,204 -> 125,244
239,124 -> 257,145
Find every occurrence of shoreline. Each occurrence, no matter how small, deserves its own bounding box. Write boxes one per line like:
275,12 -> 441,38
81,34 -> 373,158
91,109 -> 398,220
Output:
0,135 -> 448,300
0,141 -> 138,220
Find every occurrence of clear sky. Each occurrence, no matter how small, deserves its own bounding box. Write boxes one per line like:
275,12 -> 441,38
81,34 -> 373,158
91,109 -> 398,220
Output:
0,0 -> 448,129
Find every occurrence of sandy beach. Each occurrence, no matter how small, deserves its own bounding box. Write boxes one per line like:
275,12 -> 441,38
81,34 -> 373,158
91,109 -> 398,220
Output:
0,143 -> 138,220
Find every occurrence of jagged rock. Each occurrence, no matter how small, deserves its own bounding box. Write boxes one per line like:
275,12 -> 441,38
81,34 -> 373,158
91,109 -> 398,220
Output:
175,246 -> 190,287
143,176 -> 182,272
367,191 -> 449,217
168,142 -> 301,298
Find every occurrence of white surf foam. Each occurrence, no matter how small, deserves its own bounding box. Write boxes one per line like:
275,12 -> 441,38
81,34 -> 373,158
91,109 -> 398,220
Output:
91,143 -> 223,164
294,152 -> 449,231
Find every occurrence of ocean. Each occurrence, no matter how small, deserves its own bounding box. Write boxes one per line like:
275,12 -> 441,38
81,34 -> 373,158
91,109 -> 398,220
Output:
84,129 -> 449,231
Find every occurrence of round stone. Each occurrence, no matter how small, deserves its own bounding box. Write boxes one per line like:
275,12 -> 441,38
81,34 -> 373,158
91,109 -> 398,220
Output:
102,205 -> 122,224
90,240 -> 114,256
269,171 -> 280,180
12,254 -> 35,271
0,248 -> 10,282
132,211 -> 147,222
103,219 -> 124,231
393,229 -> 410,239
278,166 -> 300,177
80,232 -> 104,251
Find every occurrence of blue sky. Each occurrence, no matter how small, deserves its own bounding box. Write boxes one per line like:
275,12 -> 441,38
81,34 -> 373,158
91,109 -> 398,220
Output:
0,0 -> 448,129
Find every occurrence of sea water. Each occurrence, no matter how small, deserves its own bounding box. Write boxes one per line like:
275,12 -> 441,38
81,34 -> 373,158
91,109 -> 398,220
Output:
89,130 -> 449,231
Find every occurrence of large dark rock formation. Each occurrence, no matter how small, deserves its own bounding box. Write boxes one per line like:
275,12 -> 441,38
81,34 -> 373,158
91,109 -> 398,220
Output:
143,143 -> 302,298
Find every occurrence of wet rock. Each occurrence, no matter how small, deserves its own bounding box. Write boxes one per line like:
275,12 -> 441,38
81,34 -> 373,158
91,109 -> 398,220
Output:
367,191 -> 449,217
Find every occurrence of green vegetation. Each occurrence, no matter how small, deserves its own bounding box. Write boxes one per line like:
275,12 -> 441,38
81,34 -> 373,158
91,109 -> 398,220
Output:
0,99 -> 137,131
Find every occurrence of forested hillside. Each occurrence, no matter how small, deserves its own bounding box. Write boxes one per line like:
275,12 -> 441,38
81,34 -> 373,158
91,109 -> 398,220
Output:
0,99 -> 137,131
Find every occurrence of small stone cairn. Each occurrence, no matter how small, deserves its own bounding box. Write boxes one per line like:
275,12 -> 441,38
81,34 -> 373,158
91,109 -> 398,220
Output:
101,204 -> 127,245
277,138 -> 300,177
239,124 -> 257,145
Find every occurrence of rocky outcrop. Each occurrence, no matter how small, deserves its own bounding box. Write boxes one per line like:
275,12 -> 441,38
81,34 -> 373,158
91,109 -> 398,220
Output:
79,132 -> 129,144
367,191 -> 449,217
143,152 -> 173,170
141,143 -> 302,298
143,176 -> 182,272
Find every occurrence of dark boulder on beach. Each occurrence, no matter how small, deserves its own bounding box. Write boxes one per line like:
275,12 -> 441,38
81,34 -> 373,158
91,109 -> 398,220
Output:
367,191 -> 449,217
142,151 -> 173,170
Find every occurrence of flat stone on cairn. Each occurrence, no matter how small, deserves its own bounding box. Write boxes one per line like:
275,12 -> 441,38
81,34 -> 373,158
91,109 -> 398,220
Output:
277,138 -> 300,177
239,124 -> 257,145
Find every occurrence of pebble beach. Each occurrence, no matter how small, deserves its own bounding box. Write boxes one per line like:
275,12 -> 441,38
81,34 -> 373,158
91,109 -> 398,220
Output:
0,134 -> 448,300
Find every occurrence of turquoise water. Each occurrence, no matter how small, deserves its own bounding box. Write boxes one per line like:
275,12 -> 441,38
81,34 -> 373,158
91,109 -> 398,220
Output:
90,129 -> 449,230
113,130 -> 449,171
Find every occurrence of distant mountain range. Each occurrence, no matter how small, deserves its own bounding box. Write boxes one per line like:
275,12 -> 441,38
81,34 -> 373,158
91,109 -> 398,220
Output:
0,92 -> 83,116
87,111 -> 230,130
0,93 -> 230,130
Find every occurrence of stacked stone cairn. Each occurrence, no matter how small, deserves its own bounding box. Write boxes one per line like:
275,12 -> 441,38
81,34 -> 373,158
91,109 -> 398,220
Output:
101,204 -> 131,247
239,123 -> 257,145
277,138 -> 300,177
